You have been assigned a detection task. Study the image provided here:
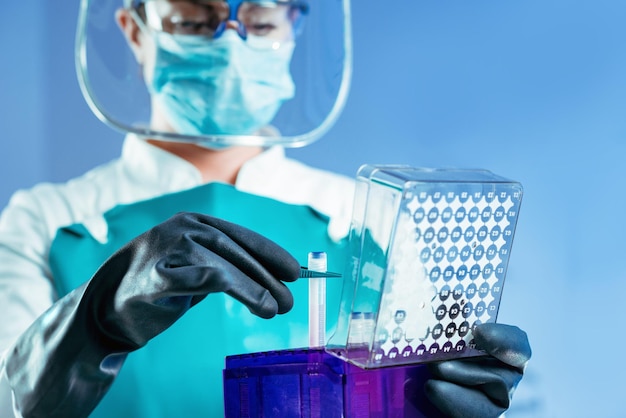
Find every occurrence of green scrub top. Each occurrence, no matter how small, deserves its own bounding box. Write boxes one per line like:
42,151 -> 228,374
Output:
49,183 -> 348,417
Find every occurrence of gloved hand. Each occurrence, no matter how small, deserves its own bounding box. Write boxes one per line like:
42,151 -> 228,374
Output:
5,212 -> 300,418
424,323 -> 532,418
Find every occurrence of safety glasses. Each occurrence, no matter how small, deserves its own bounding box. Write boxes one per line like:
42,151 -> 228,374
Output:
130,0 -> 308,43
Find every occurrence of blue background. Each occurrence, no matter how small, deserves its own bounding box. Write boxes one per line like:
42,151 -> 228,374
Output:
2,1 -> 625,417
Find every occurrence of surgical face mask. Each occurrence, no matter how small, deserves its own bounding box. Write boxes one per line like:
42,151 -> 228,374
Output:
148,30 -> 296,142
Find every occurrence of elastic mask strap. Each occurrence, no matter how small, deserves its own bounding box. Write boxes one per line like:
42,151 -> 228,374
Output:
129,4 -> 154,37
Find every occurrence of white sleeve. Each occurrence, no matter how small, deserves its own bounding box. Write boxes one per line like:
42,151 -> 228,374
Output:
0,189 -> 59,418
0,189 -> 59,351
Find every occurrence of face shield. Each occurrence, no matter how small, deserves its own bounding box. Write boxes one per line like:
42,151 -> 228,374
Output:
75,0 -> 352,148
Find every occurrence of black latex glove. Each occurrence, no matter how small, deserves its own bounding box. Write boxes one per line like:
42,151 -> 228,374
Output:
5,212 -> 300,418
424,323 -> 531,418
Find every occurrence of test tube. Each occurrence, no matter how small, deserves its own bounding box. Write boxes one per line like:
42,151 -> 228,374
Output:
308,251 -> 327,348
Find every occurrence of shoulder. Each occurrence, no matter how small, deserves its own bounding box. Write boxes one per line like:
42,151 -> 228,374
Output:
0,159 -> 128,241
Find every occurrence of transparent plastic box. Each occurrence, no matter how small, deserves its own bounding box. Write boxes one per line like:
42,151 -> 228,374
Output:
325,165 -> 523,369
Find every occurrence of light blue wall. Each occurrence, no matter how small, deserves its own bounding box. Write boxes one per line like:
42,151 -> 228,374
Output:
291,3 -> 626,415
0,4 -> 46,203
2,1 -> 625,417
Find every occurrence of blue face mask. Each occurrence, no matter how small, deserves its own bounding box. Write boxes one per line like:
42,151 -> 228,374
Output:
148,31 -> 296,141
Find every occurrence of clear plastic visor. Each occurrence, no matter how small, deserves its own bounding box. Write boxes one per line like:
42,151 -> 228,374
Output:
76,0 -> 352,148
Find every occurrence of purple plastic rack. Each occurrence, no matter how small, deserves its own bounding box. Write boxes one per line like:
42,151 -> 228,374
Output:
223,348 -> 446,418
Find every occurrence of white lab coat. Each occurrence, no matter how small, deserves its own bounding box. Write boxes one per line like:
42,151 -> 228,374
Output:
0,135 -> 355,417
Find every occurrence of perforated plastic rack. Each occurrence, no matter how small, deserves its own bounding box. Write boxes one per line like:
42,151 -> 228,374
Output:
326,165 -> 523,368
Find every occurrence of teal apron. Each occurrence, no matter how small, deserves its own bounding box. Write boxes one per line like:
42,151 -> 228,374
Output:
49,183 -> 347,417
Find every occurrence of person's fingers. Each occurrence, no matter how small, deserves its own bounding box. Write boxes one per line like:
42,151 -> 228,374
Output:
425,379 -> 507,418
155,255 -> 289,319
428,357 -> 522,408
183,230 -> 295,314
188,213 -> 301,282
149,214 -> 298,314
473,323 -> 531,369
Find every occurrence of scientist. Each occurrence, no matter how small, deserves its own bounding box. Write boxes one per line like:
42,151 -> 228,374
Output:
0,0 -> 531,417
